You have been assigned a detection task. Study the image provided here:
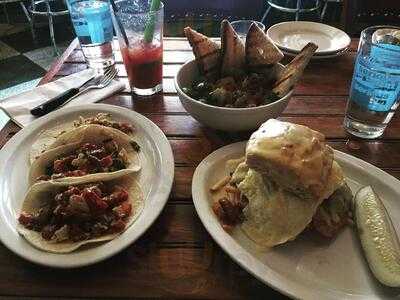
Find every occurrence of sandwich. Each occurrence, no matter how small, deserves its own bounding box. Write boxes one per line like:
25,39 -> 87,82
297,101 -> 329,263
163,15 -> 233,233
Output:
211,119 -> 352,247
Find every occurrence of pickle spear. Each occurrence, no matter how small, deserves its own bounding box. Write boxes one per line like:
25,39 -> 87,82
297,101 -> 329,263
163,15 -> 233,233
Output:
354,186 -> 400,287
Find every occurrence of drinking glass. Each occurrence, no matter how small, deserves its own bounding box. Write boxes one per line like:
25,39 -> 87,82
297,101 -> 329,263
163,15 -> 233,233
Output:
66,0 -> 115,69
344,26 -> 400,139
112,0 -> 163,96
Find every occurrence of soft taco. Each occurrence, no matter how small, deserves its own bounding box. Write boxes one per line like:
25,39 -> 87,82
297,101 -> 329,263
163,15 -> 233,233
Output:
17,173 -> 143,253
30,113 -> 136,163
29,124 -> 140,185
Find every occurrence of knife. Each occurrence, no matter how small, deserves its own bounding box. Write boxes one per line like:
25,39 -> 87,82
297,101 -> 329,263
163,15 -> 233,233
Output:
30,74 -> 99,117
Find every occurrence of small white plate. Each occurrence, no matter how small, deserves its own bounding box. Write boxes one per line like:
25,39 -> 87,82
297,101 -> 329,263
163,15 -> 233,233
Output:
192,141 -> 400,299
267,21 -> 351,54
0,104 -> 174,268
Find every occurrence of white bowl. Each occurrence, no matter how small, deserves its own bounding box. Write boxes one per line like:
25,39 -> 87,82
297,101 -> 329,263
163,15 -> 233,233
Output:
174,60 -> 292,132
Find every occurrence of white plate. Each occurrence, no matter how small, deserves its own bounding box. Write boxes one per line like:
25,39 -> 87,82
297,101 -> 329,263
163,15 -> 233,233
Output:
0,104 -> 174,268
192,142 -> 400,299
267,21 -> 351,54
283,48 -> 349,59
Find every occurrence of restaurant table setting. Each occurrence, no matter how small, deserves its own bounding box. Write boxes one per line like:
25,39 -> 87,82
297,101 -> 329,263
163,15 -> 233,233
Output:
1,0 -> 400,298
0,68 -> 124,126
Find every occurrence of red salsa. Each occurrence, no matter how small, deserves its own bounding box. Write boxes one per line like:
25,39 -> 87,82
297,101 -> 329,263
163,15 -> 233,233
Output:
38,139 -> 129,181
18,183 -> 132,242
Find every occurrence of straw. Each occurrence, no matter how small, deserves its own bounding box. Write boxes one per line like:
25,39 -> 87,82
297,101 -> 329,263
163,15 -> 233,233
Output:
110,0 -> 129,47
143,0 -> 161,43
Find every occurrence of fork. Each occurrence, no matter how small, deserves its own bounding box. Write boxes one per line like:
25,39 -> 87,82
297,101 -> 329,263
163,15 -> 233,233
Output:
30,67 -> 118,117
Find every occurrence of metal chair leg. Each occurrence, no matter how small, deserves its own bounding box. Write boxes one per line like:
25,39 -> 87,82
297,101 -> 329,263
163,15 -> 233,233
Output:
261,3 -> 272,24
321,0 -> 328,21
295,0 -> 301,20
29,0 -> 37,42
20,1 -> 31,22
2,3 -> 10,23
45,0 -> 59,56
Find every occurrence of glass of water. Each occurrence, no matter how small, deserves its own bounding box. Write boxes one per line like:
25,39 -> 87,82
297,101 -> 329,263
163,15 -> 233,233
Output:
66,0 -> 115,69
344,25 -> 400,139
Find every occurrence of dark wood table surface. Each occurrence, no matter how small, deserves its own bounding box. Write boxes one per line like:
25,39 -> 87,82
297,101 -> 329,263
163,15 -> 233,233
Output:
1,37 -> 400,300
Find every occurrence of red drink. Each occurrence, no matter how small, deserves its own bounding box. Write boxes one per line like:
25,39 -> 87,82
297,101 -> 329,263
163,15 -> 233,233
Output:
121,41 -> 163,90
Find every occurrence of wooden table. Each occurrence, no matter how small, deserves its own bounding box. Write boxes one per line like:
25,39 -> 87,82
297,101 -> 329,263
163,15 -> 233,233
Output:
1,37 -> 400,300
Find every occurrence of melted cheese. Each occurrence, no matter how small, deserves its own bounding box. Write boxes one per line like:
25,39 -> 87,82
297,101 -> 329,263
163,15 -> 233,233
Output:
237,160 -> 345,247
246,119 -> 333,200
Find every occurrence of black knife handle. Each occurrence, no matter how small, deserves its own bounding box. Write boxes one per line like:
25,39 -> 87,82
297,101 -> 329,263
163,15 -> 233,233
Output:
30,88 -> 80,117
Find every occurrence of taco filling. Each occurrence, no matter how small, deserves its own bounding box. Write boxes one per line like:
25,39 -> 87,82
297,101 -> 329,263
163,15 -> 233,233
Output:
73,113 -> 134,135
18,182 -> 132,242
37,139 -> 129,181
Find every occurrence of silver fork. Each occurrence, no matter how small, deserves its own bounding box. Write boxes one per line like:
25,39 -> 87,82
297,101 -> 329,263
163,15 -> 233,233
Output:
30,67 -> 119,116
60,67 -> 119,107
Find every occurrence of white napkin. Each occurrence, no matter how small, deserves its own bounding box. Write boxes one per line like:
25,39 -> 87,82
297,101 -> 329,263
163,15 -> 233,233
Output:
0,69 -> 126,127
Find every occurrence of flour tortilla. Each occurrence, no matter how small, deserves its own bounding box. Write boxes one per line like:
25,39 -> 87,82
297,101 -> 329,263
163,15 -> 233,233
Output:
29,125 -> 140,185
17,173 -> 144,253
30,121 -> 75,164
30,119 -> 136,164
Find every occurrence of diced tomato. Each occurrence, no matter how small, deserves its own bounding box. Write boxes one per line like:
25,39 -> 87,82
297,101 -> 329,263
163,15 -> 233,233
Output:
83,189 -> 108,213
110,219 -> 126,233
107,189 -> 129,207
113,201 -> 132,218
99,155 -> 113,168
118,189 -> 129,201
118,123 -> 133,134
53,159 -> 66,173
18,212 -> 35,228
66,186 -> 81,195
53,155 -> 75,173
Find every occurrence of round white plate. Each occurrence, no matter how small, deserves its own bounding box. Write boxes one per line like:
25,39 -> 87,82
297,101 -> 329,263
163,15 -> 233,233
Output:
267,21 -> 351,54
192,141 -> 400,299
0,104 -> 174,268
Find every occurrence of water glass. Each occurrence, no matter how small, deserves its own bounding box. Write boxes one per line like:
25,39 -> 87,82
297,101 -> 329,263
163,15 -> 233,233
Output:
112,0 -> 163,96
344,26 -> 400,139
66,0 -> 115,69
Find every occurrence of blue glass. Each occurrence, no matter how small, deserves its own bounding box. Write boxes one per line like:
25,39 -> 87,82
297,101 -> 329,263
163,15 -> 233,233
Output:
67,0 -> 113,45
350,44 -> 400,112
344,26 -> 400,139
